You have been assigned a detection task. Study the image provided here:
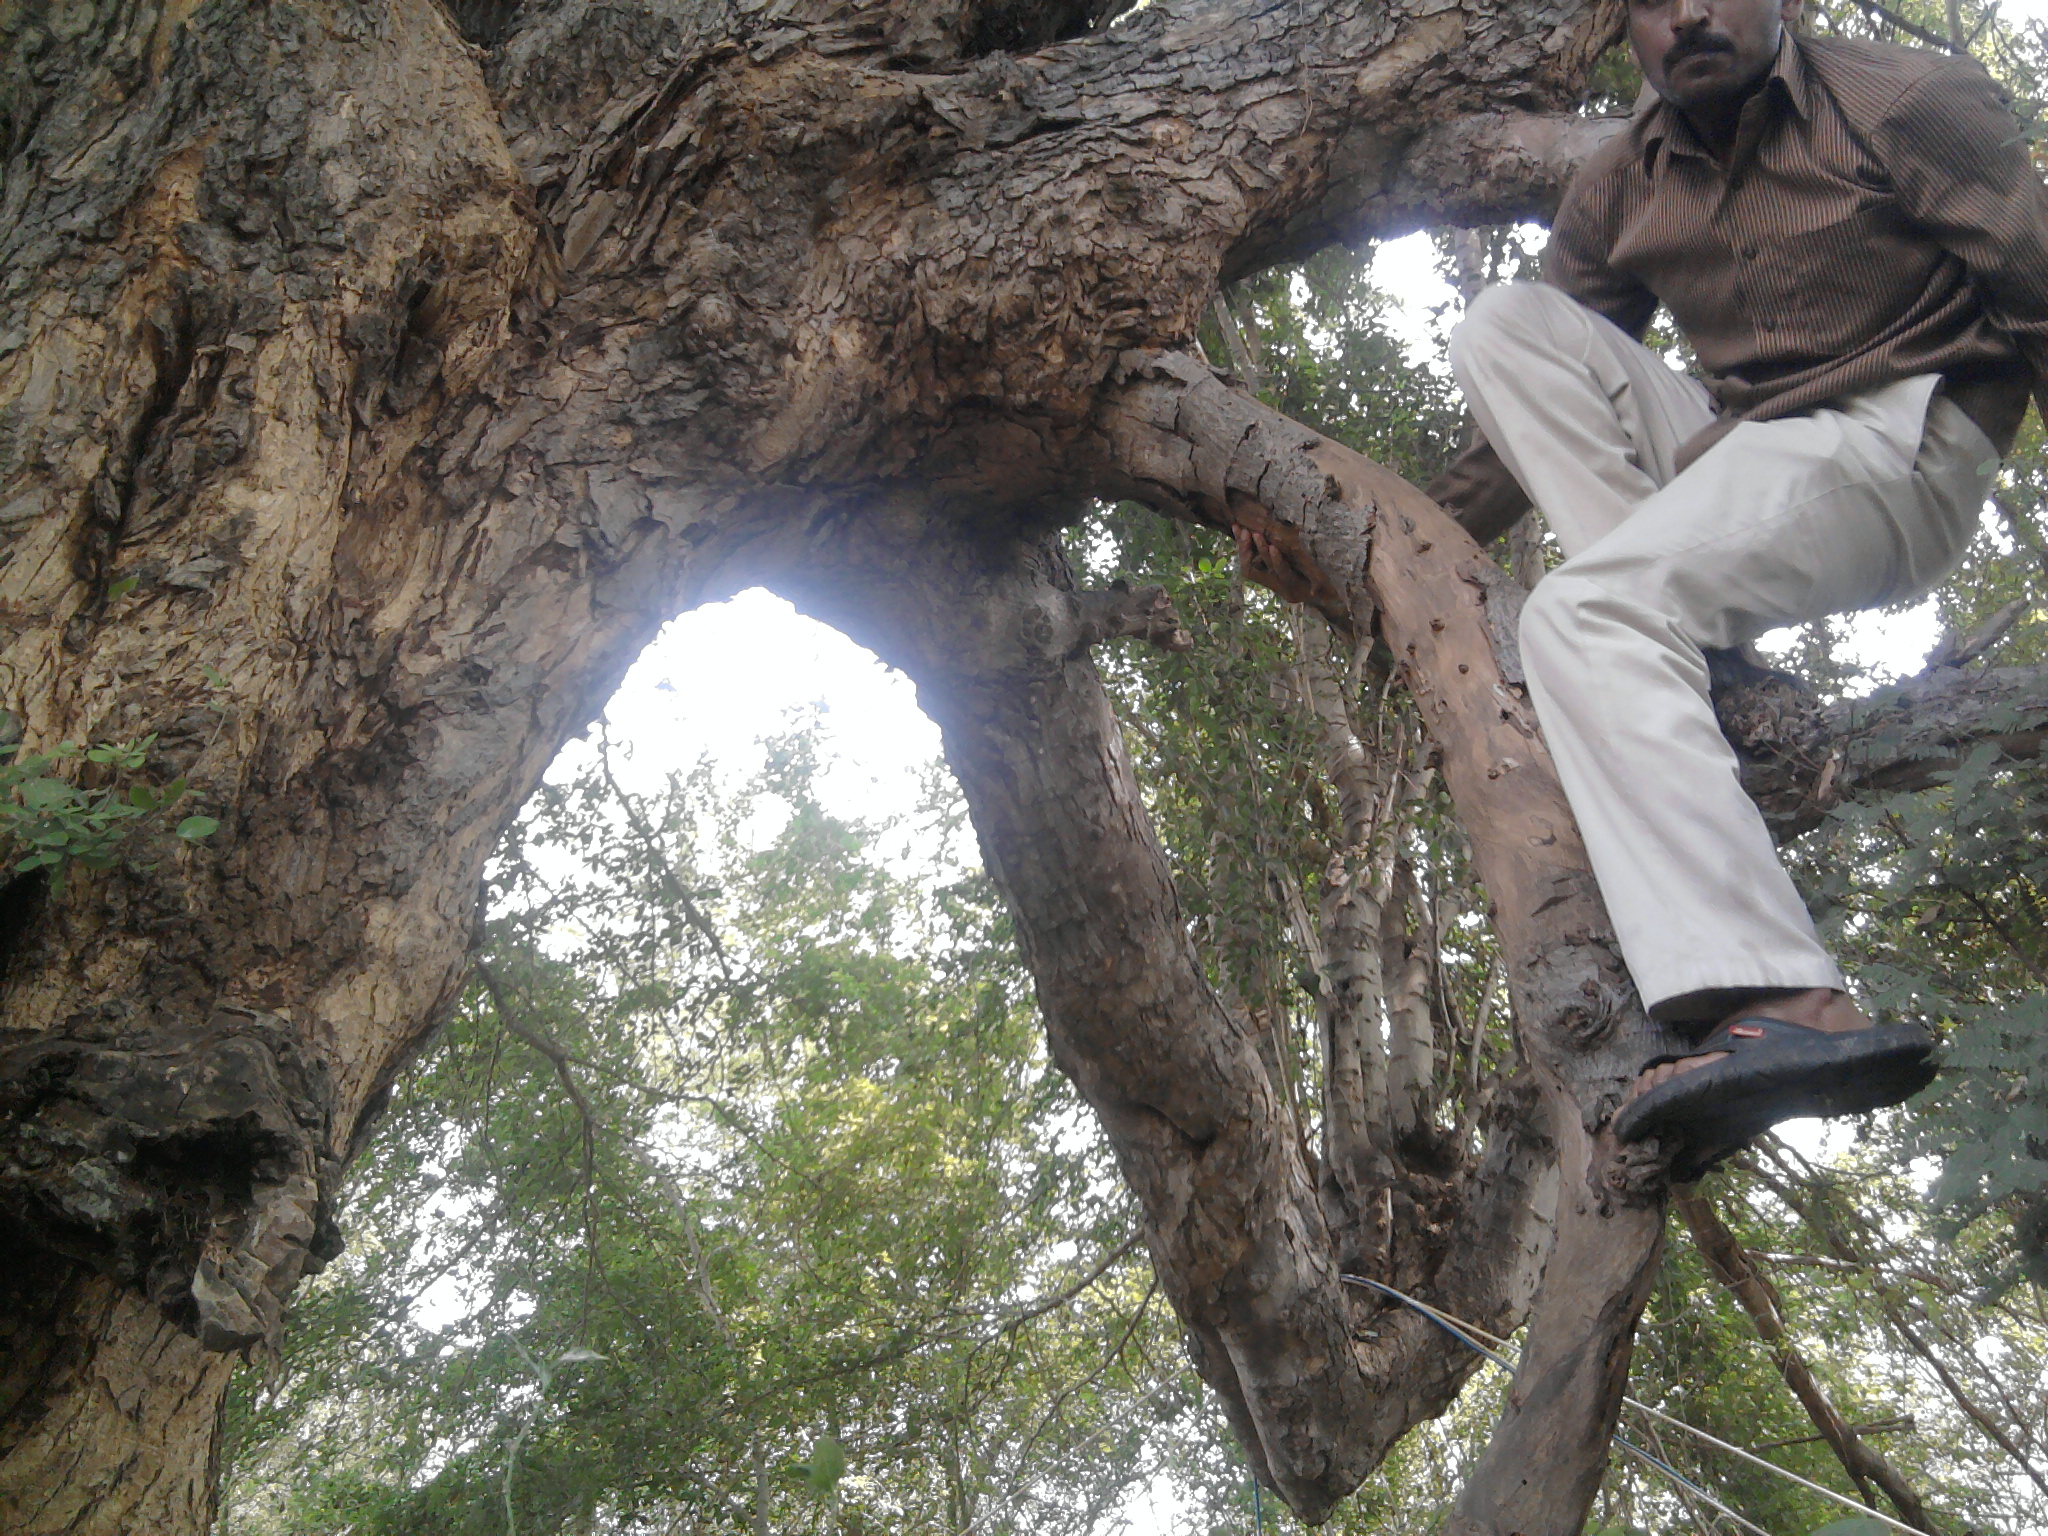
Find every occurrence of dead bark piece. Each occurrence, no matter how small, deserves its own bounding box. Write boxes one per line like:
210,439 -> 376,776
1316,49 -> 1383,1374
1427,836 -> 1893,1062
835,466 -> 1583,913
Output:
1071,584 -> 1195,653
0,1009 -> 343,1355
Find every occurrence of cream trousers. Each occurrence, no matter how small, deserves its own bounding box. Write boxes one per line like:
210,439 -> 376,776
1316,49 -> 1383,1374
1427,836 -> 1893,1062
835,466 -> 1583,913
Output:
1449,283 -> 1998,1020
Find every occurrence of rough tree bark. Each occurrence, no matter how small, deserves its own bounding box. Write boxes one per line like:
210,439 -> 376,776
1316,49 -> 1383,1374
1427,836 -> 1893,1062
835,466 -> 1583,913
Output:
0,0 -> 2039,1531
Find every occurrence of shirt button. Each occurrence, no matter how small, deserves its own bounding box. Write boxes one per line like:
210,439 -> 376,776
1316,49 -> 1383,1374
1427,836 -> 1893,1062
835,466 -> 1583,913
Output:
1741,244 -> 1759,259
1762,318 -> 1777,332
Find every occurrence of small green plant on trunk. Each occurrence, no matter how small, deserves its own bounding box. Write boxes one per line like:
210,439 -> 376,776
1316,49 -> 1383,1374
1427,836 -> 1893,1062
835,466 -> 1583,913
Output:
0,734 -> 217,891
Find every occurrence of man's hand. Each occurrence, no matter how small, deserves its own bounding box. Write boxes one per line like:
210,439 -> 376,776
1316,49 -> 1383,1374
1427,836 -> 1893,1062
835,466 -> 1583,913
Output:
1235,523 -> 1322,606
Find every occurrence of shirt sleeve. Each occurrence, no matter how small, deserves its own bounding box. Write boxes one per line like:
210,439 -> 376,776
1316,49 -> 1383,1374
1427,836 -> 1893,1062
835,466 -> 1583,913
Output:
1879,60 -> 2048,385
1425,434 -> 1533,545
1541,152 -> 1661,343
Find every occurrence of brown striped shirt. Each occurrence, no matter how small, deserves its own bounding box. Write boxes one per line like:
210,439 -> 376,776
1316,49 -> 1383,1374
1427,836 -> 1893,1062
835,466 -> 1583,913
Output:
1545,31 -> 2048,424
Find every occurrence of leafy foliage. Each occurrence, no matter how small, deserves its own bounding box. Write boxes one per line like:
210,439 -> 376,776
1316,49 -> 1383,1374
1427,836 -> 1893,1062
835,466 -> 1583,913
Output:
0,734 -> 212,890
220,725 -> 1181,1535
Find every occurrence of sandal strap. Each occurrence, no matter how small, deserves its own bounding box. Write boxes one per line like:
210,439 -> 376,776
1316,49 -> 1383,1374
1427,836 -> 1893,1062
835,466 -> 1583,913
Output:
1634,1014 -> 1827,1074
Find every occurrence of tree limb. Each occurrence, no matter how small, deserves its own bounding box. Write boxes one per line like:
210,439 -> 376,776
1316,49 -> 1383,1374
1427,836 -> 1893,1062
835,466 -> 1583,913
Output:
1714,660 -> 2048,841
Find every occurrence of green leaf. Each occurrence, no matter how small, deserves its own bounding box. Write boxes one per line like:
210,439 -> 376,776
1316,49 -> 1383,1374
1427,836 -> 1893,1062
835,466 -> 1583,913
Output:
13,852 -> 54,871
1809,1520 -> 1893,1536
802,1436 -> 846,1495
105,575 -> 139,601
18,777 -> 75,810
128,785 -> 160,810
176,815 -> 220,841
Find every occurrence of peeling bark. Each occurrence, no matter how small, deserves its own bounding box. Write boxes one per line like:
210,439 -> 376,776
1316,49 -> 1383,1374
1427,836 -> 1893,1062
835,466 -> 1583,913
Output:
1714,656 -> 2048,840
0,1009 -> 342,1352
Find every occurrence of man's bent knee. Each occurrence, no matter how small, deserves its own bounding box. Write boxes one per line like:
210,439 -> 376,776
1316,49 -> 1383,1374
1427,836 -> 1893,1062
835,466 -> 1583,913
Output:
1449,282 -> 1575,375
1515,569 -> 1592,683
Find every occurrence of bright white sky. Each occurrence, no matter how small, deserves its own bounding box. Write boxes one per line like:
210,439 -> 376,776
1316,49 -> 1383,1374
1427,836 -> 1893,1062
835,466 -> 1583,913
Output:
561,37 -> 2048,1522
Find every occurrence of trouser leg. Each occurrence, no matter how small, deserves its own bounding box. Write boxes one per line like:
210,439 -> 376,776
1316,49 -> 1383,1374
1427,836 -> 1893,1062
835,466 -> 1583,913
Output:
1449,284 -> 1996,1022
1518,384 -> 1994,1017
1448,283 -> 1715,558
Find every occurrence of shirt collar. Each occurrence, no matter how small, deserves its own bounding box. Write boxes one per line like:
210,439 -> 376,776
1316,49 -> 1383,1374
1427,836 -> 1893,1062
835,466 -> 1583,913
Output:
1635,30 -> 1811,169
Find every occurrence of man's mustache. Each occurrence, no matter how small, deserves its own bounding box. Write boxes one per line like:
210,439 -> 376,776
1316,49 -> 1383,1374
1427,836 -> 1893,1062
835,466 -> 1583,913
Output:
1664,32 -> 1737,69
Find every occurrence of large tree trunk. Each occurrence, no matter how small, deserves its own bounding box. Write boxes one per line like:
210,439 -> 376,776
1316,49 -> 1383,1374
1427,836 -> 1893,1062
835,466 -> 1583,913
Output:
1,1 -> 2035,1531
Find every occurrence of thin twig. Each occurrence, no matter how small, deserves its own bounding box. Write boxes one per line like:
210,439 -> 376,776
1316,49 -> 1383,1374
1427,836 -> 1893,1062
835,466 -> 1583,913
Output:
1677,1191 -> 1940,1531
594,725 -> 739,986
1748,1151 -> 2048,1499
478,958 -> 603,1331
1846,0 -> 1972,51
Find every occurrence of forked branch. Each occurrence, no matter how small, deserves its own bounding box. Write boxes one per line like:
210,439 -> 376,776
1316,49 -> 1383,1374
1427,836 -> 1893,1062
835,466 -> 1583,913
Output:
1094,349 -> 1685,1534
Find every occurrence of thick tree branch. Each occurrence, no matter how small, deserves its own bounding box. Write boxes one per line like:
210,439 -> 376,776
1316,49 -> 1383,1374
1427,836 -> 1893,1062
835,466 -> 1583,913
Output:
469,0 -> 1628,504
1092,349 -> 1682,1534
1715,660 -> 2048,841
1267,110 -> 1631,267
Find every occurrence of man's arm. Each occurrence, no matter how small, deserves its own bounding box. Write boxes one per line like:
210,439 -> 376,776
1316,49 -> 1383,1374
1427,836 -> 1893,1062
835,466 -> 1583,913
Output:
1541,156 -> 1662,343
1880,61 -> 2048,419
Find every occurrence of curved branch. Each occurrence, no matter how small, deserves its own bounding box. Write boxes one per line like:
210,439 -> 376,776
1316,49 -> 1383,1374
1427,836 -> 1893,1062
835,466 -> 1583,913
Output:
1716,660 -> 2048,840
469,0 -> 1628,503
1091,348 -> 1681,1533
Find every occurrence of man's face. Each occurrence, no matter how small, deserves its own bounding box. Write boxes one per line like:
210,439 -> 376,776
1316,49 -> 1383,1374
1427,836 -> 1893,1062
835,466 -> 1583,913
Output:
1628,0 -> 1798,115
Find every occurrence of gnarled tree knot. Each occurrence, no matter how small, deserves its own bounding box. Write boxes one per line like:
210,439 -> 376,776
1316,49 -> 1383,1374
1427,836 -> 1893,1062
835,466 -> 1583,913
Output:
0,1007 -> 343,1354
1071,583 -> 1194,655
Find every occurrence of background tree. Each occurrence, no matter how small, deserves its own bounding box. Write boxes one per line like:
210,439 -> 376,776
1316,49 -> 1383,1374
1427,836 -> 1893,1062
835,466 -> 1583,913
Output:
219,724 -> 1178,1535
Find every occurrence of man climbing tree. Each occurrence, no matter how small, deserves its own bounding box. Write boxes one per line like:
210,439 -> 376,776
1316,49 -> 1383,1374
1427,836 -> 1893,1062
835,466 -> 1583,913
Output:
1423,0 -> 2048,1176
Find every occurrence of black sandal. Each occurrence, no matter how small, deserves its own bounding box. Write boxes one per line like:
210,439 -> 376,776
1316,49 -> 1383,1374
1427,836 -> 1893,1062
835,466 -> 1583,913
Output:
1611,1015 -> 1938,1180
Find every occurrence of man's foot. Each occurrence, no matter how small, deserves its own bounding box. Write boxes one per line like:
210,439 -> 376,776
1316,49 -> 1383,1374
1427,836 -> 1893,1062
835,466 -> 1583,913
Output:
1628,987 -> 1869,1101
1612,990 -> 1936,1180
